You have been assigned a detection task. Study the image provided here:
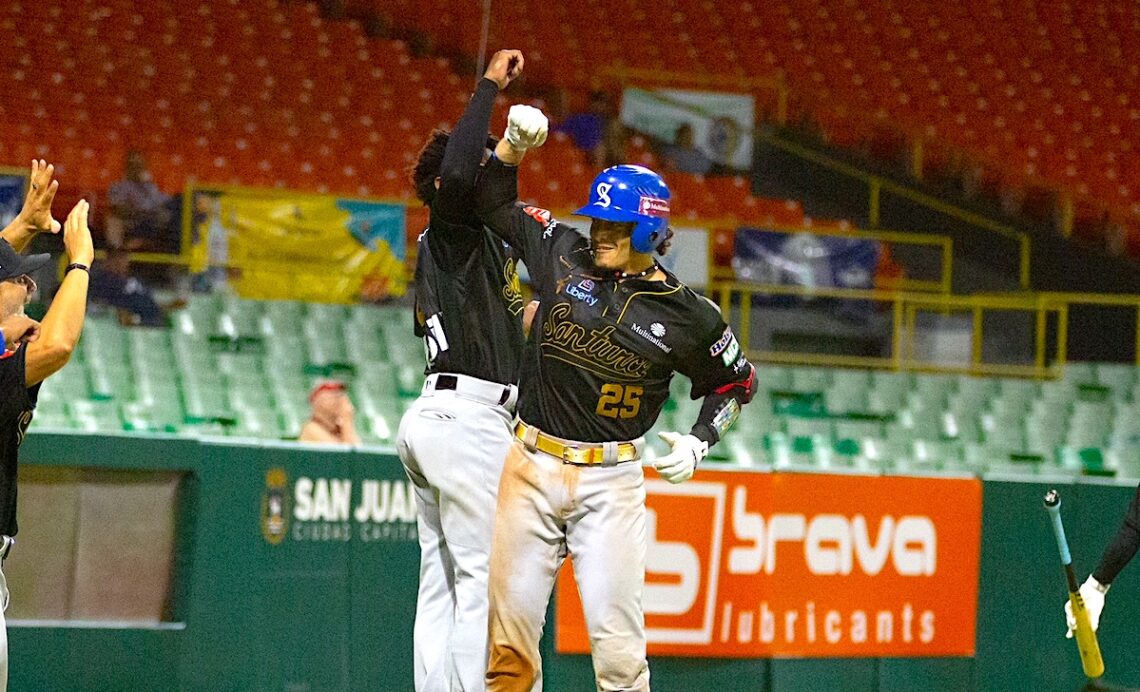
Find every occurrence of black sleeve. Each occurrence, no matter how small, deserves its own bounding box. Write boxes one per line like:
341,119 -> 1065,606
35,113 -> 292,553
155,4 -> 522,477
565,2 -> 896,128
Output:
677,317 -> 757,447
1093,483 -> 1140,585
427,78 -> 499,264
475,157 -> 582,292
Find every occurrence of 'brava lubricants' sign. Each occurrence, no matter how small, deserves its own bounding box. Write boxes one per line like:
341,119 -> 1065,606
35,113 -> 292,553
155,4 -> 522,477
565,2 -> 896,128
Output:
556,471 -> 982,657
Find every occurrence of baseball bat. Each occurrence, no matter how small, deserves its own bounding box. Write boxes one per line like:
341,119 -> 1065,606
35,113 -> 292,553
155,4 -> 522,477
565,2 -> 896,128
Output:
1044,489 -> 1105,679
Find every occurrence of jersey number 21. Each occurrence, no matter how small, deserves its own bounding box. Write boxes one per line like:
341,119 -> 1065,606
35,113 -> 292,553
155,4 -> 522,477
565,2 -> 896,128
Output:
423,313 -> 449,364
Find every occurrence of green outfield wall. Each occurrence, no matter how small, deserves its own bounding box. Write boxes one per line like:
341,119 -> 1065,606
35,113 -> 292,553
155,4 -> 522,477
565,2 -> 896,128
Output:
8,433 -> 1140,691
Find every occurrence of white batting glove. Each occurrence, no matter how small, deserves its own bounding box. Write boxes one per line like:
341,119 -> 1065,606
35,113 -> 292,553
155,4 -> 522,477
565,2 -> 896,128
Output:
504,104 -> 549,150
653,432 -> 708,484
1064,575 -> 1108,638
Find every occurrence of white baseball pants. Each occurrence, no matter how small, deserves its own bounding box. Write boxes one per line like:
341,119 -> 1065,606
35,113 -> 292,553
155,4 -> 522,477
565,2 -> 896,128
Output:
485,439 -> 650,692
397,379 -> 518,692
0,557 -> 8,692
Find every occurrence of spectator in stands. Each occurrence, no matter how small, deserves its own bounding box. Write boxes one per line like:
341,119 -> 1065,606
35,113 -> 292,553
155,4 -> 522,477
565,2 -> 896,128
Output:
556,90 -> 612,158
299,380 -> 361,445
106,150 -> 179,253
89,248 -> 167,327
660,123 -> 713,175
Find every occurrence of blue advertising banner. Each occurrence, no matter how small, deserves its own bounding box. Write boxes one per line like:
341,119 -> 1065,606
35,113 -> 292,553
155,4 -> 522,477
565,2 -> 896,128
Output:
733,227 -> 880,319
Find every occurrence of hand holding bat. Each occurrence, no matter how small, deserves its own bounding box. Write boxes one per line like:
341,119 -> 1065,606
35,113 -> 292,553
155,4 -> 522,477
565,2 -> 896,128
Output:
1044,489 -> 1105,679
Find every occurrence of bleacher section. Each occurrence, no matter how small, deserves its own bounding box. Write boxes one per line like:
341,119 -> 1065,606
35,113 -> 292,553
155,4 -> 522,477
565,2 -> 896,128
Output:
370,0 -> 1140,235
0,0 -> 802,225
32,296 -> 1140,478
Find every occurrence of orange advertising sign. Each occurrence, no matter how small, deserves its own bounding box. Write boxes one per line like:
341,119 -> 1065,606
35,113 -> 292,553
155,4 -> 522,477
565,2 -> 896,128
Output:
555,471 -> 982,657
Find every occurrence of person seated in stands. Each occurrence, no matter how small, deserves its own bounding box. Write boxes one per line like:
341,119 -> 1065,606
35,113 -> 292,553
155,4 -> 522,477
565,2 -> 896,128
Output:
660,123 -> 713,175
556,90 -> 611,158
299,380 -> 361,445
106,150 -> 179,253
88,248 -> 167,327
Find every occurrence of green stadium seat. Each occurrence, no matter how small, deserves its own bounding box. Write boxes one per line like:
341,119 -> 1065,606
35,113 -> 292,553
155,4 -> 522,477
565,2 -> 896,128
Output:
940,410 -> 981,444
220,296 -> 265,336
183,294 -> 225,335
1067,401 -> 1112,448
69,399 -> 122,432
824,384 -> 868,415
833,418 -> 884,441
306,303 -> 351,324
182,382 -> 231,423
229,407 -> 284,439
230,386 -> 275,410
758,365 -> 792,391
955,374 -> 998,402
1095,362 -> 1136,396
909,439 -> 961,471
345,324 -> 390,363
1038,379 -> 1078,405
39,361 -> 91,401
861,437 -> 910,473
889,407 -> 941,440
912,373 -> 955,403
378,322 -> 424,367
761,432 -> 796,469
997,378 -> 1037,408
89,365 -> 134,401
29,410 -> 73,431
785,417 -> 832,440
305,327 -> 349,366
1062,361 -> 1097,386
791,367 -> 831,391
979,412 -> 1026,450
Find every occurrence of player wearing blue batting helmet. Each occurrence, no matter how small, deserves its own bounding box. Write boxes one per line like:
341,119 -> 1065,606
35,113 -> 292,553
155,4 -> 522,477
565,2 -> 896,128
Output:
574,164 -> 671,254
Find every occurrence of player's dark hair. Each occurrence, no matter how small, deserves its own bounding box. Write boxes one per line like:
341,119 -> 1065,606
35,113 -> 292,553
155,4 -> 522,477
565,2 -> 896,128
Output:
410,129 -> 501,206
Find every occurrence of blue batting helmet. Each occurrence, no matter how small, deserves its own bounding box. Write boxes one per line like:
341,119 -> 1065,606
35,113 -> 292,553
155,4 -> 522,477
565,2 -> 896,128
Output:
574,165 -> 671,253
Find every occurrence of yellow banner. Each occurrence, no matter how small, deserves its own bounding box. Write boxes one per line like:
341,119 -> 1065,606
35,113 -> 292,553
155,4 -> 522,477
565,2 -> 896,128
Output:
198,189 -> 407,303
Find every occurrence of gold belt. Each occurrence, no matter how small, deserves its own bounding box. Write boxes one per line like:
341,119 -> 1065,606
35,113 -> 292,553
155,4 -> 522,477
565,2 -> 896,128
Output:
514,422 -> 640,465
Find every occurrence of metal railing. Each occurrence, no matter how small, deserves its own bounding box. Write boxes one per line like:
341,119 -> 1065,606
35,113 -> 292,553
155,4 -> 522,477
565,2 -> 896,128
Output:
713,279 -> 1140,378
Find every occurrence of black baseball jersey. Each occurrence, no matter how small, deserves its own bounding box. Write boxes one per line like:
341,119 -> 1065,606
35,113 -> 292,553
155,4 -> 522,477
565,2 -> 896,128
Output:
1093,482 -> 1140,585
0,345 -> 39,536
476,158 -> 755,444
412,78 -> 525,386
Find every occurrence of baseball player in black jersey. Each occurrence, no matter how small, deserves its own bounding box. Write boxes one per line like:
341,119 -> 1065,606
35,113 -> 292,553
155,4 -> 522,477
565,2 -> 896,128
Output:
395,50 -> 548,691
0,161 -> 93,691
474,110 -> 756,690
1062,482 -> 1140,640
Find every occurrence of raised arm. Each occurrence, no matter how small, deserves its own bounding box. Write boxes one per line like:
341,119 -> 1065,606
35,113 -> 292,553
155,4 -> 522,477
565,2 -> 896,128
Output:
26,200 -> 92,386
432,50 -> 523,230
0,160 -> 61,253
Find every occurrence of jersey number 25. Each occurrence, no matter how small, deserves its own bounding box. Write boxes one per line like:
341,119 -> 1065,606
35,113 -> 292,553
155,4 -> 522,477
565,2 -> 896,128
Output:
596,384 -> 642,419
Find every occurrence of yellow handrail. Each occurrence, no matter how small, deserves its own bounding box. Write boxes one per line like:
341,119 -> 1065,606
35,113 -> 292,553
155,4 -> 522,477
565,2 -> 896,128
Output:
712,279 -> 1140,376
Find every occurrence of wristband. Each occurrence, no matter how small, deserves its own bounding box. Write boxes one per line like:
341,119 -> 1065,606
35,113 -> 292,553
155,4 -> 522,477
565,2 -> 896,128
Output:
66,263 -> 90,274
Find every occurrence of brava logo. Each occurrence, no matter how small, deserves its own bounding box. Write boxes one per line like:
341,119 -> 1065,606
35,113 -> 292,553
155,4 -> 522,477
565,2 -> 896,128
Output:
725,486 -> 937,577
642,481 -> 937,643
